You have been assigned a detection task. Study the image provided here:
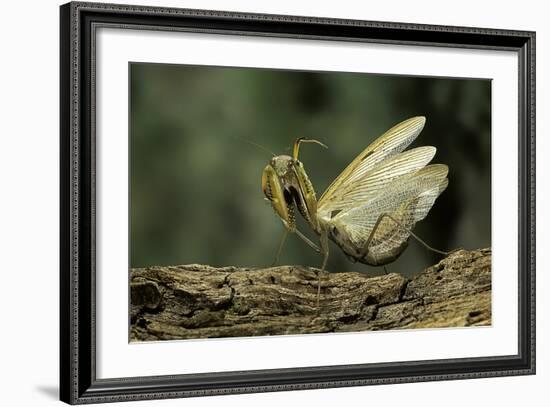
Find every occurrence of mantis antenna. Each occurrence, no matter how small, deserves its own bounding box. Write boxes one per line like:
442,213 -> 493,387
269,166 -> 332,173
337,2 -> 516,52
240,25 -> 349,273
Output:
293,137 -> 328,160
231,135 -> 277,157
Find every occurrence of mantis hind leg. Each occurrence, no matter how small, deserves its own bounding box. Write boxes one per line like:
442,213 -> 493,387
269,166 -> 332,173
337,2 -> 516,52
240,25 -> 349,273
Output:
362,213 -> 449,260
382,213 -> 449,256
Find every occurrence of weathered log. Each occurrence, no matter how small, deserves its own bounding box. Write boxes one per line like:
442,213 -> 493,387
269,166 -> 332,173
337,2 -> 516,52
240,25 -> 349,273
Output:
130,248 -> 491,341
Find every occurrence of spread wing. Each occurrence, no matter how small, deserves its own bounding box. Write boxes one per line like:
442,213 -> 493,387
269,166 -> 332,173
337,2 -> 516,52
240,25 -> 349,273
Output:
318,146 -> 436,218
318,116 -> 426,214
329,164 -> 449,260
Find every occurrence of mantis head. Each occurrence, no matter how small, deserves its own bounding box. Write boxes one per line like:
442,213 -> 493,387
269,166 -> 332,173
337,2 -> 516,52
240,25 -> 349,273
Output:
261,138 -> 327,232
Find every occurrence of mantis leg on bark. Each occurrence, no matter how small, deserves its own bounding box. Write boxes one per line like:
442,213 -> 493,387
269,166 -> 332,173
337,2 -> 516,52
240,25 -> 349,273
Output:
271,230 -> 289,267
317,228 -> 330,310
362,213 -> 449,259
272,226 -> 321,266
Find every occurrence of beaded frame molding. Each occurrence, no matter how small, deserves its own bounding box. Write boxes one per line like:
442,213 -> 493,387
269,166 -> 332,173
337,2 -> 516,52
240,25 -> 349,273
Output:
60,1 -> 535,404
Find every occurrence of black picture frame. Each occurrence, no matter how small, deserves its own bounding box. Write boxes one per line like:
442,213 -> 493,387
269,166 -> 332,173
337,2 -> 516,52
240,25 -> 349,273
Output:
60,1 -> 536,404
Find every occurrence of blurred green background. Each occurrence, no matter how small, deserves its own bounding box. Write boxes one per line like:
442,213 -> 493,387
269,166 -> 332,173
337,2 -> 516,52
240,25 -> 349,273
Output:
130,63 -> 491,277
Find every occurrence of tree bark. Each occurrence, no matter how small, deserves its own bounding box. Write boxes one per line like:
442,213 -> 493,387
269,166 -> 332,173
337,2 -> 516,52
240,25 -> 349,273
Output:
130,248 -> 491,341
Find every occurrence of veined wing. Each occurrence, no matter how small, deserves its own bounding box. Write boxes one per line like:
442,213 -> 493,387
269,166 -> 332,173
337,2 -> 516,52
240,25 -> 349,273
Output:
329,164 -> 448,251
365,177 -> 448,264
318,146 -> 436,217
319,116 -> 426,207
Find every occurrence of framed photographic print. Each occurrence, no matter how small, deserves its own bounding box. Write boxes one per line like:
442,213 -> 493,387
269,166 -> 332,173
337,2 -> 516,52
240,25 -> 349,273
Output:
60,1 -> 536,404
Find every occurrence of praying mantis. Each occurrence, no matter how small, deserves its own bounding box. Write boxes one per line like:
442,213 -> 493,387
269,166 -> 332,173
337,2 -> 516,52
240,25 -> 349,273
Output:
261,116 -> 449,307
